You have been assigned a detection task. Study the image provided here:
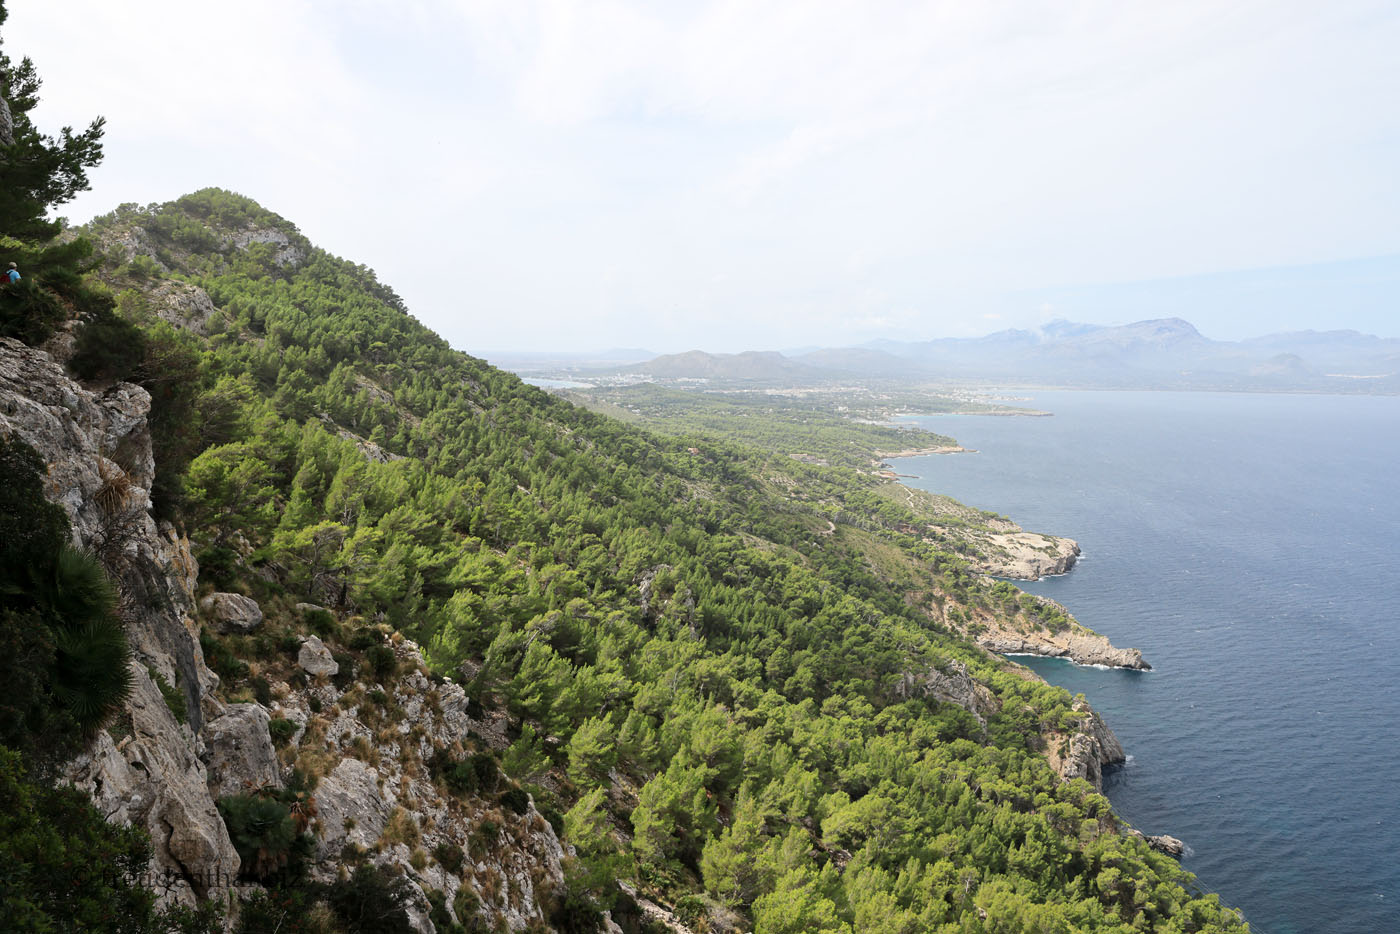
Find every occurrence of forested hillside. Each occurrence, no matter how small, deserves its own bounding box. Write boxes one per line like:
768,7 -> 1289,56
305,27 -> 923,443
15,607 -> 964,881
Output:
1,188 -> 1238,933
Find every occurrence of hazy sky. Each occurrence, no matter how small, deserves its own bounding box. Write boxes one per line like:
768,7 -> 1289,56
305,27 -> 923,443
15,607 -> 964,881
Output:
9,0 -> 1399,352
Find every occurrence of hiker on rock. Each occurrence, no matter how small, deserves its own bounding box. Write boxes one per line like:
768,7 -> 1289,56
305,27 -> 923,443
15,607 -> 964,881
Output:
5,262 -> 18,283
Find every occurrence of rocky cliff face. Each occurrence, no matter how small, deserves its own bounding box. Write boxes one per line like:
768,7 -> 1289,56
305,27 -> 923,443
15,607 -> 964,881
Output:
1044,699 -> 1127,791
894,659 -> 999,728
1,336 -> 239,906
1,336 -> 569,931
966,529 -> 1080,580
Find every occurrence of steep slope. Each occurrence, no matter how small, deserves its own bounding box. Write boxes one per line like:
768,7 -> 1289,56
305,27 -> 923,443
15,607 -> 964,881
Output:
0,189 -> 1248,932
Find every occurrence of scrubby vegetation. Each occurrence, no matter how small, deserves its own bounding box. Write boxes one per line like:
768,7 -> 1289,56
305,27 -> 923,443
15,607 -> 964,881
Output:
63,188 -> 1251,932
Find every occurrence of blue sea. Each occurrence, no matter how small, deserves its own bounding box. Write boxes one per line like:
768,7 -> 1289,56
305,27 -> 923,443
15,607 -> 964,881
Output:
894,391 -> 1400,934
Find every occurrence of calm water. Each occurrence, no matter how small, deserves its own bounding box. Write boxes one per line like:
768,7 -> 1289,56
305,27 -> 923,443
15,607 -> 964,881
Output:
895,391 -> 1400,934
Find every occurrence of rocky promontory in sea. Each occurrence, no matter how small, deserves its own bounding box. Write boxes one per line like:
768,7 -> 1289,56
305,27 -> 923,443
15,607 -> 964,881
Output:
977,623 -> 1151,670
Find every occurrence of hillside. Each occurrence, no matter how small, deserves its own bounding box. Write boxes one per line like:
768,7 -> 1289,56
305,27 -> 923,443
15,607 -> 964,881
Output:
0,189 -> 1244,933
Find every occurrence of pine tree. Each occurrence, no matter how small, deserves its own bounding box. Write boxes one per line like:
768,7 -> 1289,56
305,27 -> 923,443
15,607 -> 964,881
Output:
0,0 -> 105,240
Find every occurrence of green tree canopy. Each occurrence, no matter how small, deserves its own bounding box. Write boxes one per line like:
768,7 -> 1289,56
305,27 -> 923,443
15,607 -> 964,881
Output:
0,0 -> 105,241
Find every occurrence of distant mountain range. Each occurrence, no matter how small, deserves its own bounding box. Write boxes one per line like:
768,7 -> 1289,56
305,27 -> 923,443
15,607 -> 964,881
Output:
613,318 -> 1400,391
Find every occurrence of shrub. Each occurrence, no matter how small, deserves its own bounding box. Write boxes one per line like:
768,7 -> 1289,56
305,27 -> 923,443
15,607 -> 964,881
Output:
217,793 -> 305,882
325,865 -> 416,934
432,840 -> 464,875
199,628 -> 249,682
0,438 -> 70,570
366,644 -> 397,681
432,749 -> 501,797
0,747 -> 225,933
672,895 -> 706,927
332,651 -> 357,689
348,628 -> 380,651
42,547 -> 134,736
303,607 -> 336,636
68,305 -> 148,383
0,276 -> 67,345
268,717 -> 298,747
148,667 -> 189,725
499,786 -> 530,817
235,887 -> 332,934
452,888 -> 483,929
548,871 -> 605,934
194,544 -> 238,588
424,890 -> 457,934
0,440 -> 133,767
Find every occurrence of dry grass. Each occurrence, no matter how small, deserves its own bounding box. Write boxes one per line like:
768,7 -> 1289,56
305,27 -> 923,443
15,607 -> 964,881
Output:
294,716 -> 340,781
349,735 -> 379,767
381,807 -> 421,849
94,458 -> 132,515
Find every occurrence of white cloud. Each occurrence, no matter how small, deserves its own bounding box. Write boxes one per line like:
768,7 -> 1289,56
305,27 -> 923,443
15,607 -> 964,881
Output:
7,0 -> 1399,350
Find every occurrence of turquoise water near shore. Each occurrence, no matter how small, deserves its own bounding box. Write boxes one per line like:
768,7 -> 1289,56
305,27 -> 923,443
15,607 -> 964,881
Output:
895,391 -> 1400,934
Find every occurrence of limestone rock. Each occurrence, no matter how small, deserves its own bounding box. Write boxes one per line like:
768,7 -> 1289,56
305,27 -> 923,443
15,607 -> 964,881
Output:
200,591 -> 264,634
1125,828 -> 1186,858
229,226 -> 305,268
67,664 -> 240,905
148,279 -> 219,336
1048,700 -> 1126,790
1148,834 -> 1186,857
298,635 -> 339,677
895,659 -> 999,727
979,626 -> 1150,670
203,703 -> 282,798
4,337 -> 238,908
970,531 -> 1081,580
314,758 -> 396,859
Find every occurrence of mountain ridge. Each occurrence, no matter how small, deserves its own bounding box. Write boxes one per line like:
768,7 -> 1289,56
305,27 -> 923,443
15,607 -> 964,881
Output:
596,317 -> 1398,391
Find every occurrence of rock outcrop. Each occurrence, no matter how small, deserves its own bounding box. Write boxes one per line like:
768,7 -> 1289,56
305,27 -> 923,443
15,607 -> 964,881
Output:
977,625 -> 1150,670
895,659 -> 999,727
297,635 -> 340,677
1045,700 -> 1126,790
1125,829 -> 1187,858
66,663 -> 241,902
968,530 -> 1080,580
229,226 -> 305,268
148,279 -> 220,336
2,337 -> 239,906
203,703 -> 282,798
905,490 -> 1081,580
200,591 -> 264,634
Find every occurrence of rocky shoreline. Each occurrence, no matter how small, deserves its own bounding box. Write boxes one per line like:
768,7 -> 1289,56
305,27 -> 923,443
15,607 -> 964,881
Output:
873,443 -> 972,460
981,625 -> 1151,670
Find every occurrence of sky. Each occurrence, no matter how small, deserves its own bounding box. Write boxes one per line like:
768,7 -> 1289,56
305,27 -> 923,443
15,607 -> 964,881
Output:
8,0 -> 1399,353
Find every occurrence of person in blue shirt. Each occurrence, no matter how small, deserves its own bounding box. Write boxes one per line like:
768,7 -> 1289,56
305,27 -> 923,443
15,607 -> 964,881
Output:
5,263 -> 18,283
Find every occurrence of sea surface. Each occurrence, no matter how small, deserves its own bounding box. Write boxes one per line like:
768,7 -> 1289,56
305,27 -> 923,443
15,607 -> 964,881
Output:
894,391 -> 1400,934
